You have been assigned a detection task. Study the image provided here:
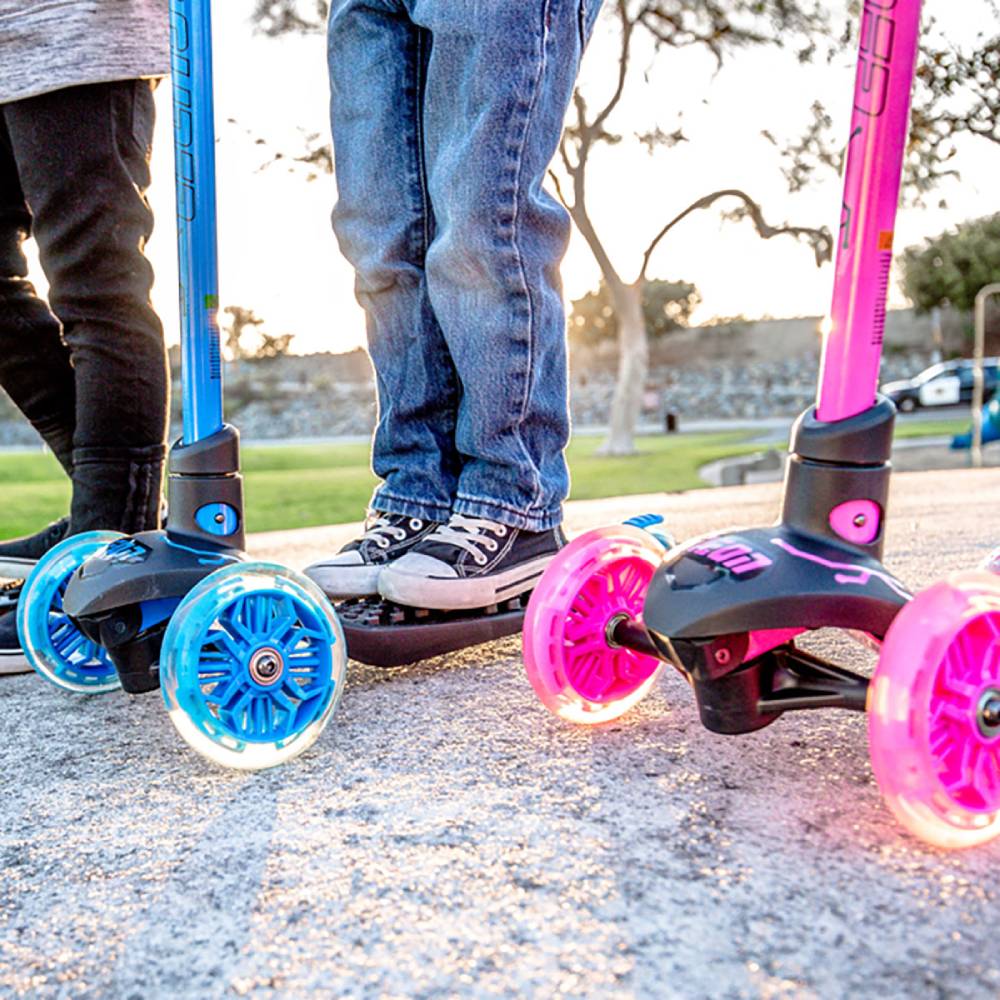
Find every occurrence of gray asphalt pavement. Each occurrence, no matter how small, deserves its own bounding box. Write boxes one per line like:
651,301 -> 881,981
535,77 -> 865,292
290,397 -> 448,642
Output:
3,470 -> 1000,999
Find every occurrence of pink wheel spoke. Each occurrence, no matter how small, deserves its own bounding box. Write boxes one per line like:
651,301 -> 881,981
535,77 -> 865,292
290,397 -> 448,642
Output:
567,637 -> 612,661
982,644 -> 1000,685
974,749 -> 998,799
933,700 -> 972,726
564,617 -> 595,645
608,565 -> 636,609
618,563 -> 647,605
570,653 -> 612,699
956,630 -> 983,685
958,740 -> 980,795
572,586 -> 598,614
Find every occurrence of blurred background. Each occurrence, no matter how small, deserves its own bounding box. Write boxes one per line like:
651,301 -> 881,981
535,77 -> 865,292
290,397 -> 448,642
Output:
3,0 -> 999,532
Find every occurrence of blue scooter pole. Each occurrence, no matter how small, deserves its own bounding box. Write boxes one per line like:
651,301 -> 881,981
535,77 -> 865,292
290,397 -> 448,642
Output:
164,0 -> 244,548
170,0 -> 224,445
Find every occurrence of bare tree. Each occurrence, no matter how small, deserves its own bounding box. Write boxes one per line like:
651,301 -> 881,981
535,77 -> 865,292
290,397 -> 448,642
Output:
222,305 -> 295,363
247,1 -> 993,453
768,8 -> 1000,205
251,0 -> 327,35
558,1 -> 832,454
222,305 -> 264,365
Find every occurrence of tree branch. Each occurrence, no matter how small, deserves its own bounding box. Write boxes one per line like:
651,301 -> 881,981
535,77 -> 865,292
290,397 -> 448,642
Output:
639,188 -> 832,281
548,169 -> 571,211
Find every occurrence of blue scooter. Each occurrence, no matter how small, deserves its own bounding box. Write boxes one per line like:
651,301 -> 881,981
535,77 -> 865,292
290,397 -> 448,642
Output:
17,0 -> 347,769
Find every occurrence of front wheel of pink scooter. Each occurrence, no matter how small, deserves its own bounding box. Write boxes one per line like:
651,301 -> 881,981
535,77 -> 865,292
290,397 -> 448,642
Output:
869,569 -> 1000,849
523,525 -> 666,725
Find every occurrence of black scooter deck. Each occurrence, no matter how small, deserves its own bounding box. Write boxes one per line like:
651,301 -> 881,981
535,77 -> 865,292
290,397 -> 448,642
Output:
336,594 -> 529,668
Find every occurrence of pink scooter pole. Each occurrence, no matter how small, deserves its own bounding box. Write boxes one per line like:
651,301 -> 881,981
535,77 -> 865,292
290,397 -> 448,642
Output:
816,0 -> 923,422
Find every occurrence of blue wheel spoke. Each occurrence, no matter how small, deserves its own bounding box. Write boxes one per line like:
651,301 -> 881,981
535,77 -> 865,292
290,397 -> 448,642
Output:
51,622 -> 87,659
224,601 -> 258,647
267,686 -> 297,717
177,581 -> 338,746
265,604 -> 299,648
218,687 -> 254,731
206,626 -> 249,663
254,696 -> 274,738
204,675 -> 245,709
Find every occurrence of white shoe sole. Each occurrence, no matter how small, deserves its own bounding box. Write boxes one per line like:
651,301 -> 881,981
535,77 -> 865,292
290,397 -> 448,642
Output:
303,562 -> 382,602
378,554 -> 552,612
0,557 -> 35,581
0,650 -> 32,676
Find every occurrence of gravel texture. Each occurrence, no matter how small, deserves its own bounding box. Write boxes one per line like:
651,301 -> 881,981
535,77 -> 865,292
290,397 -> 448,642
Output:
2,470 -> 1000,999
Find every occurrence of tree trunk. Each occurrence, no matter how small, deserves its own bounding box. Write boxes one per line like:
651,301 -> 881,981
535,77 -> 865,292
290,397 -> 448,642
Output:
599,279 -> 648,456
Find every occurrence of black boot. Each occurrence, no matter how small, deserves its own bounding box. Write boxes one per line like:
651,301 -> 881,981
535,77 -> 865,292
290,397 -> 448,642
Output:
69,444 -> 166,535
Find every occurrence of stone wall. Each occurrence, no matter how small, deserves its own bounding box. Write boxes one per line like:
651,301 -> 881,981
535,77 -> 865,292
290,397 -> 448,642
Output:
0,309 -> 966,446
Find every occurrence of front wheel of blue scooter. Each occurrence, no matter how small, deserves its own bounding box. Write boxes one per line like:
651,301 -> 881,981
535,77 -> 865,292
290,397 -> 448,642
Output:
18,530 -> 126,694
159,562 -> 347,770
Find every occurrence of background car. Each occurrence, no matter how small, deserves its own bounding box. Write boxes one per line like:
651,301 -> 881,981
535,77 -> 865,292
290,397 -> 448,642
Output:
881,358 -> 1000,412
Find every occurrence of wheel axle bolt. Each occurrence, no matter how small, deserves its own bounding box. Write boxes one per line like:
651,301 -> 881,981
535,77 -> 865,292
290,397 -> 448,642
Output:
983,698 -> 1000,728
715,648 -> 731,665
977,689 -> 1000,738
249,647 -> 284,686
853,514 -> 867,527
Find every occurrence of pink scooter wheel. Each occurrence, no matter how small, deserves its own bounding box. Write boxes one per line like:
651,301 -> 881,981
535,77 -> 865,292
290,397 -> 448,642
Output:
869,569 -> 1000,849
523,525 -> 665,725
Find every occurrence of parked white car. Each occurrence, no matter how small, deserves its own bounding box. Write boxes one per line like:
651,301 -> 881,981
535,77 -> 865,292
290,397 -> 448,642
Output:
881,358 -> 1000,412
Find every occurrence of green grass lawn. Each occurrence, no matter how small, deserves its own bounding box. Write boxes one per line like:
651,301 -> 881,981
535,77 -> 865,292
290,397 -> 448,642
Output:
0,416 -> 971,538
892,417 -> 967,439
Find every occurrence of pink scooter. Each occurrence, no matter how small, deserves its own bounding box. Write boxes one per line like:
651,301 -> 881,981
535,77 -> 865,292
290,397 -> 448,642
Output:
524,0 -> 1000,850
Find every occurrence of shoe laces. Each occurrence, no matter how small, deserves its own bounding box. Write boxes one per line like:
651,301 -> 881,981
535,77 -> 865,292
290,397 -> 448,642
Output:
362,514 -> 425,550
425,515 -> 508,566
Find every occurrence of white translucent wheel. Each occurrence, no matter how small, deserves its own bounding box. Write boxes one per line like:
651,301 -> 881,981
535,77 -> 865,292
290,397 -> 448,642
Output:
18,531 -> 125,694
159,562 -> 347,770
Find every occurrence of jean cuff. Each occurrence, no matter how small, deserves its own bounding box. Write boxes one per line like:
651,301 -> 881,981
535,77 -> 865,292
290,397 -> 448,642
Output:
453,493 -> 563,533
371,488 -> 453,525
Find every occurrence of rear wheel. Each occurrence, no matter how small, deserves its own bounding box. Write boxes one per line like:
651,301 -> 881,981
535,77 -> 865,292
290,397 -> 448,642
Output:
18,531 -> 124,694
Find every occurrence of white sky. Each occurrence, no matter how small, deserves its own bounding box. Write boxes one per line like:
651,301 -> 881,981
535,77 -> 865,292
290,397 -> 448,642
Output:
33,0 -> 1000,355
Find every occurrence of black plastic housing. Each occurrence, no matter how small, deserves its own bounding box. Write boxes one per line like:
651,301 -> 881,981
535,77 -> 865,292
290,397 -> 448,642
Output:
166,424 -> 246,551
636,397 -> 905,735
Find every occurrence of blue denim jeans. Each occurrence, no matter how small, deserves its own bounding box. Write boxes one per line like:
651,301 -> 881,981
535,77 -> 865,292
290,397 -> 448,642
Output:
328,0 -> 602,532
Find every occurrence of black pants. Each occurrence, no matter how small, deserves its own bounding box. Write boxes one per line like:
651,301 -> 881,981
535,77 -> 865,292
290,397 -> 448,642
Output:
0,80 -> 168,534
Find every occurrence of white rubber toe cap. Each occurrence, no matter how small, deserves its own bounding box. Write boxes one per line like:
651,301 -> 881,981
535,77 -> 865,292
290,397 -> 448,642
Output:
303,554 -> 382,600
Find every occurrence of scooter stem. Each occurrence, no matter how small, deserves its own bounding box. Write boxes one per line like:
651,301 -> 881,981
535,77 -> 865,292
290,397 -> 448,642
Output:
170,0 -> 224,444
816,0 -> 922,422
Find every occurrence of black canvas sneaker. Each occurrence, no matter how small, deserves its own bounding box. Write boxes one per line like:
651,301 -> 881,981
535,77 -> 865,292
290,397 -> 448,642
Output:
304,512 -> 442,600
378,514 -> 565,611
0,517 -> 69,579
0,590 -> 30,676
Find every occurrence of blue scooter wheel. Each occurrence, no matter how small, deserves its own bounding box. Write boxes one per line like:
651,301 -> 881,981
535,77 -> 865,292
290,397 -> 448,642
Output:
18,530 -> 125,694
159,562 -> 347,770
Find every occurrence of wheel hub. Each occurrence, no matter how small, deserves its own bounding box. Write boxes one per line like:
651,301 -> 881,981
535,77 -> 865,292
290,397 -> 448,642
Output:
248,646 -> 284,686
977,688 -> 1000,739
604,613 -> 630,650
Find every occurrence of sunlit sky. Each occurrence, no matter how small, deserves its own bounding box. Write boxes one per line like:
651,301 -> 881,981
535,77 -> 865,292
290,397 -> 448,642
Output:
31,1 -> 1000,355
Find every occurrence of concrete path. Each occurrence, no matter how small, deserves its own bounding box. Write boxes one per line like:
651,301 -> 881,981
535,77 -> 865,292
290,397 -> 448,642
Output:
3,470 -> 1000,999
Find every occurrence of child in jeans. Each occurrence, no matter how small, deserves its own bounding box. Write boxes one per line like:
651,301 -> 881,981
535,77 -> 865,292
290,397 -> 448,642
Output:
0,1 -> 170,671
307,0 -> 602,611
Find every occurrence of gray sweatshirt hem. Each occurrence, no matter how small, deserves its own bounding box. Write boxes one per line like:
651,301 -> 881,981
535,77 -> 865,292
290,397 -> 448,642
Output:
0,1 -> 170,105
